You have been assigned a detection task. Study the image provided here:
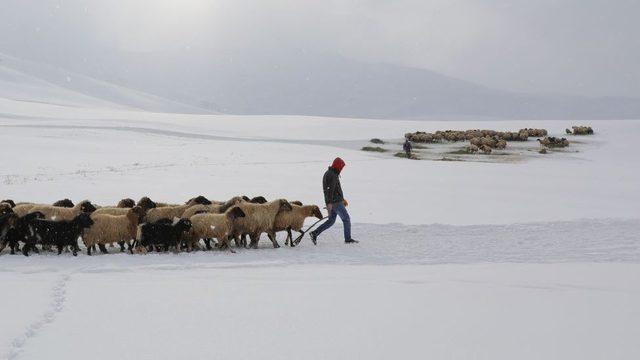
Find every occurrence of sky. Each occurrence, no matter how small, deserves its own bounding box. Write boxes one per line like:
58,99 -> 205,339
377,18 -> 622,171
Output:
0,0 -> 638,98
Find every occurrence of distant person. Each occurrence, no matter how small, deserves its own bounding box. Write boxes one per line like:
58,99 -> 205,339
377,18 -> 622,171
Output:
310,157 -> 358,244
403,139 -> 413,158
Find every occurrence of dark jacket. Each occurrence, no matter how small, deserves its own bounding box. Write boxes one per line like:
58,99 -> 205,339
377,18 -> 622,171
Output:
322,167 -> 344,205
403,140 -> 412,153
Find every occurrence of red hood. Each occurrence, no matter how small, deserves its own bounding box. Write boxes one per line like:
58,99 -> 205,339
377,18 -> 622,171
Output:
331,157 -> 346,173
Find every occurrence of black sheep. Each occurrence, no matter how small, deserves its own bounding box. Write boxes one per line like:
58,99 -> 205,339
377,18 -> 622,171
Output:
1,212 -> 45,255
1,199 -> 16,208
250,196 -> 268,204
135,218 -> 192,253
26,213 -> 94,256
0,213 -> 18,252
52,199 -> 75,208
186,195 -> 212,205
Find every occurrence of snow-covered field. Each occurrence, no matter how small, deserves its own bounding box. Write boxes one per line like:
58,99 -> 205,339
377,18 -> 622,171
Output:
1,95 -> 640,359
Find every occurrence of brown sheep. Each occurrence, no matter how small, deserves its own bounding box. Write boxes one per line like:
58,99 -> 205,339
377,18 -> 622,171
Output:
181,196 -> 246,219
481,145 -> 492,154
467,144 -> 479,153
13,200 -> 96,220
232,199 -> 293,249
268,204 -> 323,247
185,206 -> 247,252
495,140 -> 507,150
83,206 -> 146,255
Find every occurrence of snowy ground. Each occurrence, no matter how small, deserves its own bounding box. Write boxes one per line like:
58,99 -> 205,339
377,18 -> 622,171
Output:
1,96 -> 640,359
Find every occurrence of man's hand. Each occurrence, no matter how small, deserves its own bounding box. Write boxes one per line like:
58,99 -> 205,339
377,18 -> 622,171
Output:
343,199 -> 349,207
326,203 -> 333,214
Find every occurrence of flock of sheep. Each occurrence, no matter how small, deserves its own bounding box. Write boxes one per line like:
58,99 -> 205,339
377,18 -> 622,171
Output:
405,126 -> 594,154
0,196 -> 324,257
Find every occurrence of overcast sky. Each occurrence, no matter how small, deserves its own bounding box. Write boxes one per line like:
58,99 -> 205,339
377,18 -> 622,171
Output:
1,0 -> 638,98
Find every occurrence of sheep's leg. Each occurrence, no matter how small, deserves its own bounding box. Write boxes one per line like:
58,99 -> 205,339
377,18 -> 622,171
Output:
249,234 -> 260,249
284,227 -> 295,247
118,241 -> 126,252
268,231 -> 280,249
57,244 -> 63,255
204,238 -> 212,250
223,236 -> 236,254
87,244 -> 92,256
72,243 -> 79,256
241,234 -> 249,248
98,244 -> 108,254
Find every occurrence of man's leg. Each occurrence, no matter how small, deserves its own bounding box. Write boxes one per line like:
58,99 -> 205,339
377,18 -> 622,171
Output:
313,206 -> 337,237
333,203 -> 351,241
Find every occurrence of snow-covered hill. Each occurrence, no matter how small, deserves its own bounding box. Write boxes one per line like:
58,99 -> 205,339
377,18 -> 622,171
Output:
0,53 -> 211,113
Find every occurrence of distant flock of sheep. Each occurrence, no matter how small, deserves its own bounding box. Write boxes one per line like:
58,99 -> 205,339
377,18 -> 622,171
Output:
405,126 -> 594,154
0,196 -> 324,257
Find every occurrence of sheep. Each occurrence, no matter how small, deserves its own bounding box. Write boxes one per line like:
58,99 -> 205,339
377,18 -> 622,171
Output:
185,196 -> 212,206
537,137 -> 570,148
481,145 -> 492,154
83,206 -> 146,255
0,203 -> 13,215
134,218 -> 192,253
25,213 -> 94,256
186,206 -> 246,252
180,196 -> 245,219
495,140 -> 507,150
1,200 -> 16,208
268,204 -> 323,247
0,212 -> 44,255
467,144 -> 479,153
250,196 -> 268,204
571,126 -> 594,135
232,199 -> 293,249
136,197 -> 158,210
52,199 -> 74,208
117,198 -> 136,208
13,200 -> 97,220
0,213 -> 18,252
139,203 -> 196,223
470,137 -> 483,147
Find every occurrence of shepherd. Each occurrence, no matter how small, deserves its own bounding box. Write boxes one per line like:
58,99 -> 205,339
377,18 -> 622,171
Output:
403,138 -> 413,158
310,157 -> 358,244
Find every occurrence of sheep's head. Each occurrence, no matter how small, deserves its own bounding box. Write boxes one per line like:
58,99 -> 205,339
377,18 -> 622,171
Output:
0,203 -> 13,215
278,199 -> 293,212
311,206 -> 323,220
117,198 -> 136,208
175,218 -> 192,232
226,206 -> 246,220
290,200 -> 303,206
53,199 -> 74,208
75,213 -> 95,228
250,196 -> 268,204
79,201 -> 97,214
1,199 -> 16,208
137,197 -> 157,210
187,195 -> 212,206
241,195 -> 251,202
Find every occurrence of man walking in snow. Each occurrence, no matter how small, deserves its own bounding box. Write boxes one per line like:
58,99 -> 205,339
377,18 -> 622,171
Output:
403,139 -> 413,158
310,157 -> 358,244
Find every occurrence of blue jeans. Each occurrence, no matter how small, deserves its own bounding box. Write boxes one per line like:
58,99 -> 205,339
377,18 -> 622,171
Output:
314,202 -> 351,240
